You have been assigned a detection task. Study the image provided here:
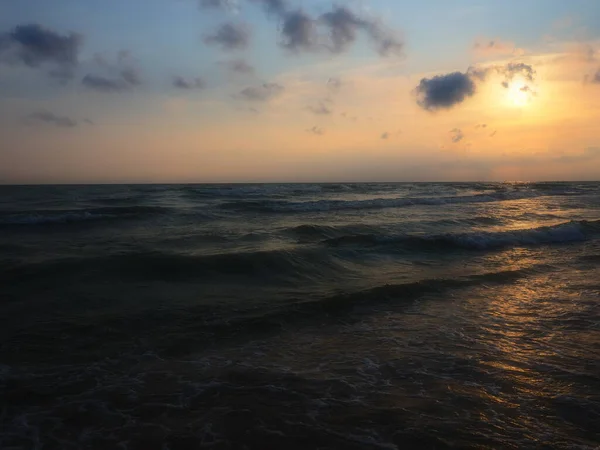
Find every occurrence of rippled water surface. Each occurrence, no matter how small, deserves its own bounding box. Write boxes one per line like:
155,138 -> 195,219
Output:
1,182 -> 599,449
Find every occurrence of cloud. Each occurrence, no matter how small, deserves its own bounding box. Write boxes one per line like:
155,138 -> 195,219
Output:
502,62 -> 535,82
238,82 -> 284,101
450,128 -> 464,143
249,0 -> 288,16
381,132 -> 389,139
199,0 -> 238,11
251,3 -> 402,57
320,7 -> 362,54
306,126 -> 324,135
555,147 -> 600,164
584,68 -> 600,84
415,72 -> 476,111
204,22 -> 251,51
475,123 -> 487,129
82,71 -> 140,92
519,85 -> 536,96
327,77 -> 342,91
320,6 -> 403,57
308,103 -> 332,115
173,76 -> 206,89
280,10 -> 318,52
82,74 -> 127,92
82,50 -> 142,92
473,39 -> 524,57
0,24 -> 82,80
120,67 -> 142,86
221,58 -> 254,74
415,62 -> 537,110
490,130 -> 497,137
26,111 -> 78,128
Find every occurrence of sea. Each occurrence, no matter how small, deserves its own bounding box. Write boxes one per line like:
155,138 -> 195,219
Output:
1,182 -> 599,449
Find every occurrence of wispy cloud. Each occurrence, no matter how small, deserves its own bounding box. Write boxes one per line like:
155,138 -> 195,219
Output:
82,50 -> 142,93
199,0 -> 238,11
237,82 -> 284,101
204,22 -> 251,51
473,39 -> 524,57
173,76 -> 206,89
450,128 -> 464,143
308,102 -> 332,115
25,110 -> 78,128
220,58 -> 255,74
306,125 -> 324,135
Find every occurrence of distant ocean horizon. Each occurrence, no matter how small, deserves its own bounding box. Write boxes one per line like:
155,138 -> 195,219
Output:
3,179 -> 600,185
2,181 -> 599,449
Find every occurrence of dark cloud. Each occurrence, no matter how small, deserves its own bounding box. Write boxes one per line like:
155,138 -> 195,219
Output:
450,128 -> 464,143
415,72 -> 476,111
306,126 -> 324,135
173,76 -> 206,89
26,111 -> 77,128
475,123 -> 487,129
416,62 -> 537,110
364,21 -> 404,57
250,3 -> 402,57
281,10 -> 318,52
221,58 -> 255,74
238,82 -> 284,101
381,132 -> 389,140
320,7 -> 363,53
490,130 -> 497,137
320,7 -> 403,57
308,103 -> 332,115
0,24 -> 82,80
84,118 -> 94,125
204,22 -> 251,51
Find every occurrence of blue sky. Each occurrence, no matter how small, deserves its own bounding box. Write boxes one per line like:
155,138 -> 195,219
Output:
1,0 -> 600,182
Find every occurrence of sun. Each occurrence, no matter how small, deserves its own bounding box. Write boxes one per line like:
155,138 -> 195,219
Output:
505,76 -> 531,107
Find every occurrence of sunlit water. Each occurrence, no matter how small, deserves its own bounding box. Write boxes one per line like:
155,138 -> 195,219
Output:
1,182 -> 599,449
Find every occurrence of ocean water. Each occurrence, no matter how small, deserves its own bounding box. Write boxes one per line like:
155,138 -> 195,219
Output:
1,182 -> 599,449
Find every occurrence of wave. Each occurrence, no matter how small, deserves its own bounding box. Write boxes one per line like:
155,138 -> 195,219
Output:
5,220 -> 594,284
181,183 -> 326,199
178,266 -> 546,344
324,220 -> 600,251
0,205 -> 170,226
1,247 -> 347,284
220,190 -> 542,213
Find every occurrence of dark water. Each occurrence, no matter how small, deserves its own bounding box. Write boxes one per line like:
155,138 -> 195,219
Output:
1,182 -> 600,449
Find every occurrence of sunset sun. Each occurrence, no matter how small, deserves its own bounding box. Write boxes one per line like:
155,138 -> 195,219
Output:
506,77 -> 531,107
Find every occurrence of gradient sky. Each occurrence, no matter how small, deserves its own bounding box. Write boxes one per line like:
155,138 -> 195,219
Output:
1,0 -> 600,183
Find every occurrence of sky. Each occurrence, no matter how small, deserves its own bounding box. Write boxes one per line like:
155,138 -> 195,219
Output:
1,0 -> 600,183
